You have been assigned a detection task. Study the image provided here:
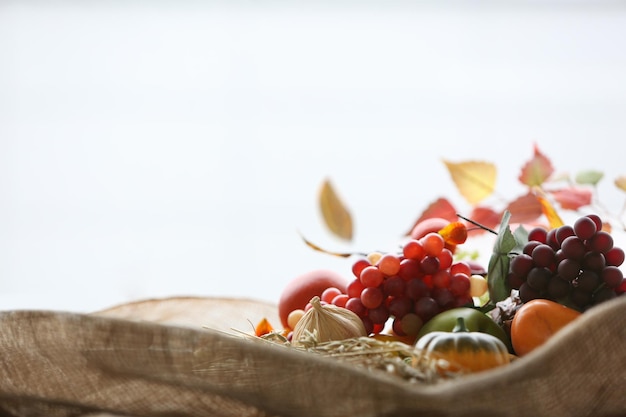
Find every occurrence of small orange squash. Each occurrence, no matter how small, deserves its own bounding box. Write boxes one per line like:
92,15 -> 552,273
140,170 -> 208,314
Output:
415,316 -> 511,374
510,298 -> 581,357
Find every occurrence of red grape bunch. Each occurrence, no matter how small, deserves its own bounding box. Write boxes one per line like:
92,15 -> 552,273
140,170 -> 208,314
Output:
508,214 -> 626,310
322,232 -> 479,338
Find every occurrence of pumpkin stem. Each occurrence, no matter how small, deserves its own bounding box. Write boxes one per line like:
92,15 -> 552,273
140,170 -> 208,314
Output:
453,317 -> 469,333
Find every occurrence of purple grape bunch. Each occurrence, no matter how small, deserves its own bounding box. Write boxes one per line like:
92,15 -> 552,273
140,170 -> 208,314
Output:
508,214 -> 625,310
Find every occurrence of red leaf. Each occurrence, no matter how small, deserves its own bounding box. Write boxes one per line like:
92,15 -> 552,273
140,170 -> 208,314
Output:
405,197 -> 458,235
463,206 -> 502,236
549,187 -> 593,210
506,192 -> 543,224
518,144 -> 554,187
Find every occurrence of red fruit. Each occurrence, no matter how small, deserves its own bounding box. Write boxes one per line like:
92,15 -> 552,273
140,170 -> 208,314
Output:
278,269 -> 348,329
410,217 -> 450,240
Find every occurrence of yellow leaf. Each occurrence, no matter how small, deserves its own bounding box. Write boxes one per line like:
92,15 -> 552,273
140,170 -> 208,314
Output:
318,178 -> 353,241
614,176 -> 626,192
536,193 -> 564,229
443,160 -> 497,205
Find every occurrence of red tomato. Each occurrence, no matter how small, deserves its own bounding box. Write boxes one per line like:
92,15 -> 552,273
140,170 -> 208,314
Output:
278,269 -> 348,329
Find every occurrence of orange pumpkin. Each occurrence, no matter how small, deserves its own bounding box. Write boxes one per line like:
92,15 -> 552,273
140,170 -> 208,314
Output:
510,299 -> 581,357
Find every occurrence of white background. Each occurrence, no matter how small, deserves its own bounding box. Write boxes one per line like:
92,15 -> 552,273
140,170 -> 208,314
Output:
2,1 -> 626,313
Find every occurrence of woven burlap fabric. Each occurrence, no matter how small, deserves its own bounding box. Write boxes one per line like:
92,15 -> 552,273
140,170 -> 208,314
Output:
0,296 -> 624,417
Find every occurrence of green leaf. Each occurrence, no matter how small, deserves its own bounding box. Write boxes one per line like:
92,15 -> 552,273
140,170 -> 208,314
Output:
487,211 -> 519,304
575,170 -> 604,186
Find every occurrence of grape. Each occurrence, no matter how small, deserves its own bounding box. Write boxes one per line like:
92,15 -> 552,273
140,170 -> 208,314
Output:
510,253 -> 534,278
321,287 -> 342,304
556,258 -> 581,281
527,226 -> 548,244
546,228 -> 560,250
449,273 -> 471,296
368,304 -> 390,324
531,244 -> 556,268
421,232 -> 445,256
382,275 -> 406,297
555,225 -> 575,246
351,258 -> 371,279
585,213 -> 603,231
432,288 -> 455,309
331,294 -> 349,308
582,251 -> 605,271
519,282 -> 541,302
561,236 -> 586,260
360,286 -> 384,309
399,313 -> 423,336
347,279 -> 365,298
406,278 -> 430,300
523,240 -> 543,256
507,272 -> 525,289
602,266 -> 624,288
345,297 -> 367,317
588,231 -> 613,254
449,261 -> 471,276
419,256 -> 440,275
367,252 -> 383,265
398,258 -> 422,280
547,276 -> 570,300
437,248 -> 454,270
377,253 -> 401,276
387,296 -> 413,318
527,267 -> 551,291
469,274 -> 488,297
361,316 -> 374,335
414,296 -> 439,321
605,247 -> 625,267
360,266 -> 384,287
575,270 -> 600,293
392,317 -> 406,336
574,216 -> 597,240
432,270 -> 451,289
403,240 -> 426,260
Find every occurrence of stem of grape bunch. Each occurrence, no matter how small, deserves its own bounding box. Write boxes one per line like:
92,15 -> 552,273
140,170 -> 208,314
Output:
456,214 -> 498,236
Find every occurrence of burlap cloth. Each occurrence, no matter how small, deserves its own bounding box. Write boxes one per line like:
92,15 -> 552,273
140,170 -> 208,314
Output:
0,295 -> 624,417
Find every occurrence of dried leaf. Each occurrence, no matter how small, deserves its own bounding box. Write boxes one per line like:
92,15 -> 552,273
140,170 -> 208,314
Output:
255,318 -> 274,337
405,197 -> 458,235
549,187 -> 593,210
443,160 -> 497,205
506,192 -> 543,224
319,178 -> 353,241
575,170 -> 603,186
536,193 -> 564,229
438,221 -> 468,245
518,144 -> 554,187
300,234 -> 357,258
614,176 -> 626,192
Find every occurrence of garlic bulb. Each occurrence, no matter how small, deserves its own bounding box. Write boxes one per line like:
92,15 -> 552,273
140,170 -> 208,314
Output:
291,296 -> 367,346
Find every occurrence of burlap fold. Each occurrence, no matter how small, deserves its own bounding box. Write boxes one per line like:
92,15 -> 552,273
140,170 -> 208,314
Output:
0,296 -> 624,417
